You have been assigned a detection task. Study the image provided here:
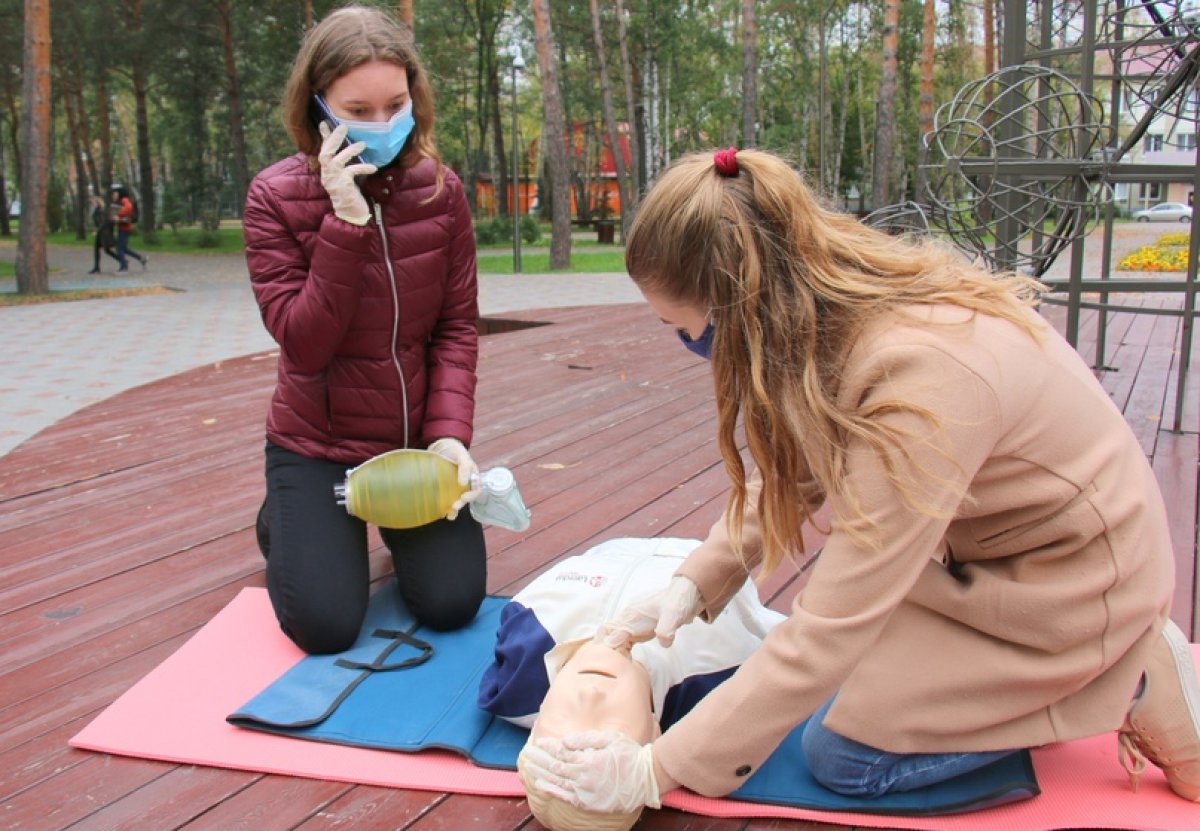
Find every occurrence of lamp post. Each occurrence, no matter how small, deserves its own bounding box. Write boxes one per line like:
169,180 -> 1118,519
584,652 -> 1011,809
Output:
511,48 -> 525,274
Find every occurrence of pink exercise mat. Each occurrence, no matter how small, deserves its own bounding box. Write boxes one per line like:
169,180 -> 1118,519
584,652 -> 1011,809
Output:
70,588 -> 1199,830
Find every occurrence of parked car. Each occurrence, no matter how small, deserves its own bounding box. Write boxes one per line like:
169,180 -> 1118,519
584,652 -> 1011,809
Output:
1132,202 -> 1193,223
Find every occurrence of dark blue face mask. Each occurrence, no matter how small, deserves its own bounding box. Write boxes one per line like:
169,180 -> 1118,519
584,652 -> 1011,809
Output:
677,322 -> 715,360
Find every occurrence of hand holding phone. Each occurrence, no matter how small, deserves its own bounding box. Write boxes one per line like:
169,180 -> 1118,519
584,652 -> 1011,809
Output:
316,120 -> 376,226
311,94 -> 361,164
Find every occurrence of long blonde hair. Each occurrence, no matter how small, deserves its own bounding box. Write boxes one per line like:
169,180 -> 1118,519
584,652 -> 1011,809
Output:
625,150 -> 1044,577
281,4 -> 442,190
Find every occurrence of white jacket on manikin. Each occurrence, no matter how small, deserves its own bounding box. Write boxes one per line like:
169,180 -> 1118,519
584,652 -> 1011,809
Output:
477,537 -> 784,729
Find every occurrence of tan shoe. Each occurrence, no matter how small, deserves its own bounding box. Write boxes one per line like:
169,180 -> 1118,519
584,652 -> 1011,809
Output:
1118,619 -> 1200,800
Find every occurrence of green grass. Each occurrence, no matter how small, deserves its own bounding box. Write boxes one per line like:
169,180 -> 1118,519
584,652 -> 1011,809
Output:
476,249 -> 626,274
0,285 -> 176,306
45,226 -> 246,255
0,260 -> 13,278
21,222 -> 626,271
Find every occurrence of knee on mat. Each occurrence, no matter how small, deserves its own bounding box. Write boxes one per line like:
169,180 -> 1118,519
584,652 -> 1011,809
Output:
278,606 -> 363,655
407,589 -> 484,632
801,714 -> 887,798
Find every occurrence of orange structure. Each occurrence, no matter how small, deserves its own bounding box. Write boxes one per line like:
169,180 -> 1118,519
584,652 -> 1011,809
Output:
474,122 -> 633,220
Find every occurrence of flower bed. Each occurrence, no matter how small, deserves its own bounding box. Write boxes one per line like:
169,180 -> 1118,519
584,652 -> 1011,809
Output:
1117,232 -> 1192,271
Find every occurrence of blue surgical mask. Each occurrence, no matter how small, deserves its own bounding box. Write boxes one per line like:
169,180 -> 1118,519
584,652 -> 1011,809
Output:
339,102 -> 415,168
677,322 -> 715,360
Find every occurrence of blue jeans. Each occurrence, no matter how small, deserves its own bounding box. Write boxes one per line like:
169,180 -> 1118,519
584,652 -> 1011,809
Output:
115,229 -> 144,269
801,697 -> 1016,797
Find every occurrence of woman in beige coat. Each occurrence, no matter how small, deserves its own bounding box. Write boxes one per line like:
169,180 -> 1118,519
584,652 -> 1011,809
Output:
520,148 -> 1199,818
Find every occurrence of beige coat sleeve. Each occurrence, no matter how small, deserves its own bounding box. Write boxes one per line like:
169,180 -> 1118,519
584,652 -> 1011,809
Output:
653,341 -> 1001,797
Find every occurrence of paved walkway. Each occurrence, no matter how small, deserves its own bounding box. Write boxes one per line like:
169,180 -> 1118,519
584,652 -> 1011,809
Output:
0,241 -> 640,458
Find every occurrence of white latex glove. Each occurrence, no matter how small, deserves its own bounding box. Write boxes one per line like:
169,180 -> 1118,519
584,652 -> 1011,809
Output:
317,121 -> 376,226
595,574 -> 703,649
520,731 -> 662,813
427,438 -> 482,520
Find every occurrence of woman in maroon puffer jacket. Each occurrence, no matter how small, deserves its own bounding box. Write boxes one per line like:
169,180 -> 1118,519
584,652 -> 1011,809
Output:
243,5 -> 486,654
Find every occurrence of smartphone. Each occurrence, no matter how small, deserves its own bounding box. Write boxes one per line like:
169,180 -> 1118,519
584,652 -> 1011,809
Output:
310,94 -> 360,162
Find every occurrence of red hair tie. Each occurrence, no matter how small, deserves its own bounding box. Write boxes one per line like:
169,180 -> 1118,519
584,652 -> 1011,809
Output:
713,147 -> 739,177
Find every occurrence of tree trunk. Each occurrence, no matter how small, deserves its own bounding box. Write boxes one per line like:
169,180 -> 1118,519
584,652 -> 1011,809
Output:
741,0 -> 757,147
3,80 -> 21,196
216,0 -> 250,216
589,0 -> 632,240
615,0 -> 640,205
303,0 -> 313,30
17,0 -> 51,295
130,0 -> 156,240
642,51 -> 661,181
67,40 -> 100,197
984,0 -> 995,79
490,64 -> 509,217
532,0 -> 572,269
97,72 -> 113,190
0,110 -> 9,237
55,50 -> 88,239
915,0 -> 935,200
398,0 -> 413,27
831,19 -> 852,199
871,0 -> 900,210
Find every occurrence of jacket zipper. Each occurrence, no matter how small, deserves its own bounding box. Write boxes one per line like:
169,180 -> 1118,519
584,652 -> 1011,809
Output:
373,200 -> 410,448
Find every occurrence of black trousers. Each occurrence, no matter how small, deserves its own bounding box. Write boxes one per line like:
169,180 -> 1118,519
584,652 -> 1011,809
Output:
92,226 -> 119,270
261,440 -> 487,654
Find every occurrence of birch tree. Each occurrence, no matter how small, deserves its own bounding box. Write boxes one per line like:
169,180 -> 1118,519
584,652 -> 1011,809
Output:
615,0 -> 640,205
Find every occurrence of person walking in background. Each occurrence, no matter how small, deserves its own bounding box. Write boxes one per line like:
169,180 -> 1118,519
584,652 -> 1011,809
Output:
110,184 -> 147,271
87,195 -> 120,274
242,5 -> 487,655
521,148 -> 1199,813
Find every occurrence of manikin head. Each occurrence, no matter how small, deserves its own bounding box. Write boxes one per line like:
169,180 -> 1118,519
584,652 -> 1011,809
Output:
517,640 -> 659,831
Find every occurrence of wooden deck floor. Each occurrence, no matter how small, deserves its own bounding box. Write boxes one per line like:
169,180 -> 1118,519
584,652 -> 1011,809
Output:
0,296 -> 1195,831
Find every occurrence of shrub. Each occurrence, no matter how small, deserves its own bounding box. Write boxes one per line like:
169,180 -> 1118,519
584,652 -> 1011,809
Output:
521,214 -> 541,244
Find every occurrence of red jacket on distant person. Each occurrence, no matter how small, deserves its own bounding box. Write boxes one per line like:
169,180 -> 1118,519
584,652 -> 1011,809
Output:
114,197 -> 135,233
242,154 -> 479,465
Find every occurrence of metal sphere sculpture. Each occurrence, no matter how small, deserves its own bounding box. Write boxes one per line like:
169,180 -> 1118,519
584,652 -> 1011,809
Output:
1109,1 -> 1200,126
861,201 -> 956,243
923,65 -> 1111,276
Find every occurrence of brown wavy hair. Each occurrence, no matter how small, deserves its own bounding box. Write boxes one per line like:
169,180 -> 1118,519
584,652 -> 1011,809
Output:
281,4 -> 442,191
625,150 -> 1045,577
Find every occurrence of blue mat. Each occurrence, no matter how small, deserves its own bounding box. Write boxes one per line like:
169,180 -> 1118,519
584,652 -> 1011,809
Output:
228,584 -> 1038,816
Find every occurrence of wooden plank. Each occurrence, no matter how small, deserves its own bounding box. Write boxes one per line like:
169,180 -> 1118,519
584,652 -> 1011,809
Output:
289,787 -> 449,830
59,766 -> 261,831
1,578 -> 259,713
0,754 -> 172,830
406,794 -> 532,829
168,775 -> 354,830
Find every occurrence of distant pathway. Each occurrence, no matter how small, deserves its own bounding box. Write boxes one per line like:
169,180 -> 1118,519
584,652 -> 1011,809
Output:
0,241 -> 638,458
